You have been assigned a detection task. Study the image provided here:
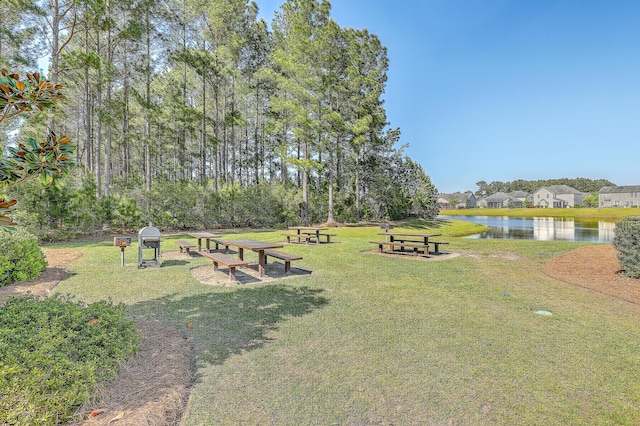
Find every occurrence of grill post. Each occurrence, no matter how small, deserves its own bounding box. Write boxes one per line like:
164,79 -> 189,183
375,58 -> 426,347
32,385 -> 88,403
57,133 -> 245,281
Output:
114,237 -> 132,267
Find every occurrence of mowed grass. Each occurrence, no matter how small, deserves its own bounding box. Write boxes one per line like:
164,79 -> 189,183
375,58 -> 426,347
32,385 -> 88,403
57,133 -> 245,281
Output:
50,224 -> 640,425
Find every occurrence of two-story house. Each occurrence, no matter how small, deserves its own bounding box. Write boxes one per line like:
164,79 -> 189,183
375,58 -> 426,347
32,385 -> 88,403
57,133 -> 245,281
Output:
599,185 -> 640,207
533,185 -> 585,208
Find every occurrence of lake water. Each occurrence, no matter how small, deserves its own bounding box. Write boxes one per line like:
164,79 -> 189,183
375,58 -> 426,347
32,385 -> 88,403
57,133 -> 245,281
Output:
438,215 -> 616,243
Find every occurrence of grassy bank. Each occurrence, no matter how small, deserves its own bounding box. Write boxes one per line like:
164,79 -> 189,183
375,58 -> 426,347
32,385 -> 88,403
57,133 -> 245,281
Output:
439,207 -> 640,220
47,223 -> 640,425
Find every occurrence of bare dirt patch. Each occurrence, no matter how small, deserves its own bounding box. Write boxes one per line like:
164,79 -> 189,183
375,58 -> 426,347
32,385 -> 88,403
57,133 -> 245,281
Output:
543,244 -> 640,305
77,319 -> 194,426
0,249 -> 82,301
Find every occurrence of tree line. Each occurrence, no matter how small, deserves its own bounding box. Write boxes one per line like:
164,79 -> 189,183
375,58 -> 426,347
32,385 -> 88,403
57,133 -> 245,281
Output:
0,0 -> 438,238
474,178 -> 615,199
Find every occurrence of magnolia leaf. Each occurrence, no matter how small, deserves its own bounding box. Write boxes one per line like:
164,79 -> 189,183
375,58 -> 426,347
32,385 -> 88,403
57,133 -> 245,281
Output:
0,71 -> 74,228
40,172 -> 53,186
0,199 -> 17,208
0,215 -> 17,227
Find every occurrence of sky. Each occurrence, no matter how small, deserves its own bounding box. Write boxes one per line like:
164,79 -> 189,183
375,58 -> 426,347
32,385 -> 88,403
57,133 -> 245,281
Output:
255,0 -> 640,194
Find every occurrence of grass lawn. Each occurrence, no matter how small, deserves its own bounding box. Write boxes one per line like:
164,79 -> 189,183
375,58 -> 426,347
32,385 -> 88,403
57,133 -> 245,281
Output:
50,222 -> 640,425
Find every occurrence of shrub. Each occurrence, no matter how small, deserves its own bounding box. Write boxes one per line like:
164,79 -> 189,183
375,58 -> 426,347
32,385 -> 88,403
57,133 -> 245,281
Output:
0,229 -> 47,287
0,295 -> 141,425
111,194 -> 142,232
612,216 -> 640,278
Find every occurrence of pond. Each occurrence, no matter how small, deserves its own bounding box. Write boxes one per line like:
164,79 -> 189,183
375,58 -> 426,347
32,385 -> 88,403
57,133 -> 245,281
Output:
438,215 -> 616,243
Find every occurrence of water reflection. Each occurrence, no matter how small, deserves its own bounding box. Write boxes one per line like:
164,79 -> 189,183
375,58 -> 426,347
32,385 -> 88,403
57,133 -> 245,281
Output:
438,215 -> 615,242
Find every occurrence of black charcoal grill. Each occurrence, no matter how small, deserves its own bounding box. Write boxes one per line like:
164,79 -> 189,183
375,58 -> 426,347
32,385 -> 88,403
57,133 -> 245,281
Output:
138,225 -> 162,268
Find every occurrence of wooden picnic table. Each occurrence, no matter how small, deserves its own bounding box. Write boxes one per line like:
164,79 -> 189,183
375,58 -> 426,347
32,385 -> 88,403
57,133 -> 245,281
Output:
188,232 -> 222,253
372,232 -> 444,257
287,226 -> 335,244
378,232 -> 442,245
220,239 -> 284,277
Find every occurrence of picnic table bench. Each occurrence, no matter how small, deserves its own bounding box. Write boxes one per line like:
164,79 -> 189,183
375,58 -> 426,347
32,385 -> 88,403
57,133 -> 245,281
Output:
286,226 -> 336,244
175,240 -> 197,254
220,239 -> 285,277
369,241 -> 429,256
282,233 -> 317,244
211,238 -> 229,252
304,231 -> 337,243
264,249 -> 303,272
370,240 -> 449,256
371,232 -> 446,257
429,241 -> 449,254
202,251 -> 248,281
188,232 -> 222,253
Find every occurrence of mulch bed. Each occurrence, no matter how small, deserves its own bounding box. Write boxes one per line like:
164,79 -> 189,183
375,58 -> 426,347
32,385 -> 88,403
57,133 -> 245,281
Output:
542,244 -> 640,305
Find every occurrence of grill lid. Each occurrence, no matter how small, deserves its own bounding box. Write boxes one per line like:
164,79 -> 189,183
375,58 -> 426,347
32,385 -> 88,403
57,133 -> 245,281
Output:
138,225 -> 161,240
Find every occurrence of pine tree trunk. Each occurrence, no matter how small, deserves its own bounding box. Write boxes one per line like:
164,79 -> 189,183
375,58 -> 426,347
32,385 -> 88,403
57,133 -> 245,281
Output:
104,0 -> 111,199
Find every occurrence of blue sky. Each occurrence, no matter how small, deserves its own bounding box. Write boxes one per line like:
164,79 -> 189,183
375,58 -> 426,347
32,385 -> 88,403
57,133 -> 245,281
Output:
256,0 -> 640,193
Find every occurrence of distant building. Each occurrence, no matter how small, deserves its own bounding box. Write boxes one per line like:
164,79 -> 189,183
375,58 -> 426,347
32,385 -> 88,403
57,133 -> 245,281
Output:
533,185 -> 585,208
599,185 -> 640,207
485,192 -> 523,208
509,191 -> 532,205
437,192 -> 477,209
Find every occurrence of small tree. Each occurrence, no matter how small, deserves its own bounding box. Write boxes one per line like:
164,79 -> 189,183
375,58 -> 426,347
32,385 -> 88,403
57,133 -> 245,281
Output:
582,194 -> 599,208
612,216 -> 640,279
0,69 -> 75,227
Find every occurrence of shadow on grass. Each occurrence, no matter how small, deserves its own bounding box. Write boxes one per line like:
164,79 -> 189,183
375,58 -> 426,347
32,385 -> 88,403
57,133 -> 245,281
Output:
131,284 -> 328,366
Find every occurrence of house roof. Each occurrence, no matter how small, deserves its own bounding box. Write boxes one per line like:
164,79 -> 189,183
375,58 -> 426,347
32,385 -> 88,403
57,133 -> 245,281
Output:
539,185 -> 582,195
485,192 -> 515,202
600,185 -> 640,193
509,191 -> 530,198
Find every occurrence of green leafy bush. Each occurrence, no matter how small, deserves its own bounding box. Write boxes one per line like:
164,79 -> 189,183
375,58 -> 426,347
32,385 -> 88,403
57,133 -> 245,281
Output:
612,216 -> 640,278
111,194 -> 142,232
0,295 -> 141,425
8,174 -> 110,239
0,229 -> 47,287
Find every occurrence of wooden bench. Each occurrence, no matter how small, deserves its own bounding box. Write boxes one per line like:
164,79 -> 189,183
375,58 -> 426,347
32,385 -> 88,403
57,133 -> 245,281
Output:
202,252 -> 247,280
211,238 -> 229,252
282,234 -> 317,245
175,240 -> 197,254
369,241 -> 428,257
316,233 -> 337,243
298,231 -> 337,243
429,241 -> 449,254
264,249 -> 303,272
